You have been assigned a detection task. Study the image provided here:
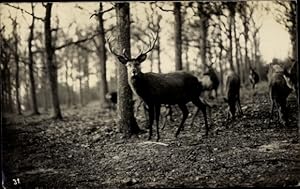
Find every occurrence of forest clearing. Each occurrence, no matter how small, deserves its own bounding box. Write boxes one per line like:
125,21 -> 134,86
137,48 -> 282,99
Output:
3,81 -> 300,188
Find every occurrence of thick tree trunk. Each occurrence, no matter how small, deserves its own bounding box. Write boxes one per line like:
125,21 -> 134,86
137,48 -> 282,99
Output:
28,7 -> 40,115
174,2 -> 182,71
45,3 -> 63,119
97,2 -> 109,109
115,3 -> 141,138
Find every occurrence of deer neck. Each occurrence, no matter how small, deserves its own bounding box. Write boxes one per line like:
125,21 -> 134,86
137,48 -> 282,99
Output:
128,72 -> 144,98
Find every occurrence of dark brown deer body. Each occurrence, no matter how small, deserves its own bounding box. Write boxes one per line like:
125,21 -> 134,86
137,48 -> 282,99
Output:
107,35 -> 208,141
249,67 -> 259,89
224,71 -> 242,120
283,60 -> 298,97
203,64 -> 220,98
130,70 -> 208,141
105,91 -> 117,110
268,64 -> 293,126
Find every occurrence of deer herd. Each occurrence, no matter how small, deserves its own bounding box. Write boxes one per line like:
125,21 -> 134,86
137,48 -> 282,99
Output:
106,33 -> 298,142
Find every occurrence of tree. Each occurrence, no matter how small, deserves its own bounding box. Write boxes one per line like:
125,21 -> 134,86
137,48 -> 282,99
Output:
238,2 -> 254,83
11,17 -> 22,114
45,3 -> 63,119
115,3 -> 142,138
28,3 -> 40,115
226,2 -> 237,72
174,2 -> 182,71
96,2 -> 109,108
197,2 -> 210,67
0,30 -> 14,113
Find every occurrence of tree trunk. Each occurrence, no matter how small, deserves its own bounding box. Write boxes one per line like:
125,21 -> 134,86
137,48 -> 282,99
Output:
79,77 -> 83,106
115,3 -> 141,138
198,3 -> 209,67
185,43 -> 190,71
70,58 -> 75,106
218,47 -> 224,95
97,2 -> 109,109
7,69 -> 14,113
174,2 -> 182,71
157,31 -> 162,73
45,3 -> 63,119
233,18 -> 241,77
28,5 -> 40,115
65,61 -> 71,108
228,4 -> 235,72
13,19 -> 21,114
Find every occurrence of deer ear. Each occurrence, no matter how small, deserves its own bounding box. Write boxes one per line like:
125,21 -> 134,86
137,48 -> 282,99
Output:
137,54 -> 147,63
117,56 -> 127,64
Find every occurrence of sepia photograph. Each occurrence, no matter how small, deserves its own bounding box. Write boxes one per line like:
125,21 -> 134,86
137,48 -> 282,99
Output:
1,1 -> 299,188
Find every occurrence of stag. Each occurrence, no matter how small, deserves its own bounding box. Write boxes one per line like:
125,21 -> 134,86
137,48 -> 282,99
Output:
107,33 -> 209,141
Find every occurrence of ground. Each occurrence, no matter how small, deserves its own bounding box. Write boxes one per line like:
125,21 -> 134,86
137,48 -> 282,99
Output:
3,81 -> 300,188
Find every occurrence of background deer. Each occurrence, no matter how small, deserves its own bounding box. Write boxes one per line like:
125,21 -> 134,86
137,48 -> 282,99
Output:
105,91 -> 117,110
249,66 -> 259,90
107,34 -> 209,141
283,59 -> 298,97
268,63 -> 293,126
224,71 -> 243,121
202,63 -> 220,99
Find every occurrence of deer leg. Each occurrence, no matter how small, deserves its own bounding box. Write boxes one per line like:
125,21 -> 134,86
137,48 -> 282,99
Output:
268,99 -> 275,126
237,96 -> 243,116
155,104 -> 161,141
175,104 -> 189,138
279,99 -> 288,127
147,105 -> 154,140
167,105 -> 174,122
161,118 -> 167,130
192,98 -> 209,136
190,107 -> 200,127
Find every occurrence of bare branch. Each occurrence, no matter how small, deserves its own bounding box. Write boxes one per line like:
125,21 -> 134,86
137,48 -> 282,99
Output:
157,4 -> 174,13
76,43 -> 96,53
90,7 -> 114,19
55,32 -> 100,51
4,3 -> 45,22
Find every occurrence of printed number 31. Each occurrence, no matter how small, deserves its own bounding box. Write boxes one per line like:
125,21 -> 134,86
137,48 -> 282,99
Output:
13,178 -> 21,185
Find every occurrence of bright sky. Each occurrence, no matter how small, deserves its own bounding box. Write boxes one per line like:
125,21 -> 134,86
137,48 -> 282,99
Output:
0,2 -> 292,90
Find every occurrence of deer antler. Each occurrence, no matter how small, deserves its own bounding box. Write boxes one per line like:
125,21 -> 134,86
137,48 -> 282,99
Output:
138,32 -> 158,57
122,49 -> 130,59
106,36 -> 123,58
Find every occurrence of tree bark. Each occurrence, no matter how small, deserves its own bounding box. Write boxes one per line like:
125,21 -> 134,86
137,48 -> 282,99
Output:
97,2 -> 109,108
115,3 -> 141,138
198,2 -> 209,67
233,18 -> 241,77
28,4 -> 40,115
228,3 -> 236,72
45,3 -> 63,119
12,19 -> 22,114
174,2 -> 182,71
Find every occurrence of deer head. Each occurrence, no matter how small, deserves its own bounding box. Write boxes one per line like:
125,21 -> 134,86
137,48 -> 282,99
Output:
107,32 -> 158,77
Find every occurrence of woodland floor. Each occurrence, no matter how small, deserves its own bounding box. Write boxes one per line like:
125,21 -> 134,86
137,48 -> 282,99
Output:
3,81 -> 300,188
